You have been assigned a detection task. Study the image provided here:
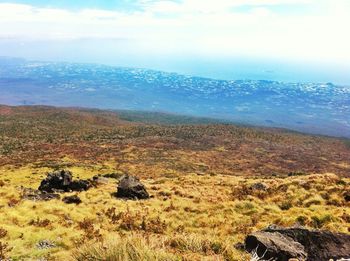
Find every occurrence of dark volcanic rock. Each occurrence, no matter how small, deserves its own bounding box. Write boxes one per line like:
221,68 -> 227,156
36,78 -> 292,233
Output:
245,225 -> 350,261
69,180 -> 92,191
21,187 -> 60,201
245,231 -> 307,260
38,170 -> 73,192
38,170 -> 91,193
62,195 -> 82,204
116,175 -> 149,200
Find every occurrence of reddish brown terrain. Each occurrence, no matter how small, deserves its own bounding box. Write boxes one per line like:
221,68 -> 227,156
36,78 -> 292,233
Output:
1,105 -> 349,177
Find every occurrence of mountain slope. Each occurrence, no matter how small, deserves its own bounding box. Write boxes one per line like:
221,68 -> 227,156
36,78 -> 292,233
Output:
0,105 -> 350,260
1,105 -> 349,177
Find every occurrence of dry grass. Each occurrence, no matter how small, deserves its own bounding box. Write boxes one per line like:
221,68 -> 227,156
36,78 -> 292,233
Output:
0,164 -> 349,260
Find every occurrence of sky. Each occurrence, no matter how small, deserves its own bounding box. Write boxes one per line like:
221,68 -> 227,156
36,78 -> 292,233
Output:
0,0 -> 349,84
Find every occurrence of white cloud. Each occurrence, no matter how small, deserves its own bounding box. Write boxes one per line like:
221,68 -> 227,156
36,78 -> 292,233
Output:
140,0 -> 312,14
0,0 -> 349,67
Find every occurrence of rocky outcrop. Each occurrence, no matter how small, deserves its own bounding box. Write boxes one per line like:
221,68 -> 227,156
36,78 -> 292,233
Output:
115,175 -> 149,200
38,170 -> 91,193
245,225 -> 350,261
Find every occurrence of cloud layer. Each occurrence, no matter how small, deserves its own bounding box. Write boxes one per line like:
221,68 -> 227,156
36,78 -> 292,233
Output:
0,0 -> 349,67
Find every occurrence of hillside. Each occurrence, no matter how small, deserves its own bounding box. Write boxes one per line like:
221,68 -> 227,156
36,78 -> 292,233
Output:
1,105 -> 349,177
0,105 -> 349,260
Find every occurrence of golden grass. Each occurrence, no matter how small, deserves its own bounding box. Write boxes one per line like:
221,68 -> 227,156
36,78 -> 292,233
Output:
0,164 -> 349,260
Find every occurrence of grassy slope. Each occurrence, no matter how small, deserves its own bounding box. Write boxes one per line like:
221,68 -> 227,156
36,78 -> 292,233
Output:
1,105 -> 349,177
0,105 -> 349,260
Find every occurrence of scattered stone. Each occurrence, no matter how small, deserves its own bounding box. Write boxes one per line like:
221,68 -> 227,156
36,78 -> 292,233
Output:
250,182 -> 269,191
36,240 -> 56,250
21,187 -> 60,201
62,195 -> 82,204
115,175 -> 149,200
245,225 -> 350,261
38,170 -> 91,193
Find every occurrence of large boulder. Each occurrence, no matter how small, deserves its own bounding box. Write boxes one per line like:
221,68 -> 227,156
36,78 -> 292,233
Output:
116,175 -> 149,200
245,231 -> 307,260
39,170 -> 72,192
245,225 -> 350,261
38,170 -> 91,193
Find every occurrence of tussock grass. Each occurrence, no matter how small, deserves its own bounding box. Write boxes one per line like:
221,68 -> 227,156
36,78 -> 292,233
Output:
0,164 -> 349,260
73,234 -> 178,261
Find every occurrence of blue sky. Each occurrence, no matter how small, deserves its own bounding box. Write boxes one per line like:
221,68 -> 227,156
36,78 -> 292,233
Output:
0,0 -> 349,84
0,0 -> 143,11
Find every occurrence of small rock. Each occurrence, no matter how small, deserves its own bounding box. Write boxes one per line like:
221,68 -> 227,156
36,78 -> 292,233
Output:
36,240 -> 56,250
343,191 -> 350,202
92,175 -> 109,185
115,175 -> 149,200
62,195 -> 82,204
250,182 -> 269,191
